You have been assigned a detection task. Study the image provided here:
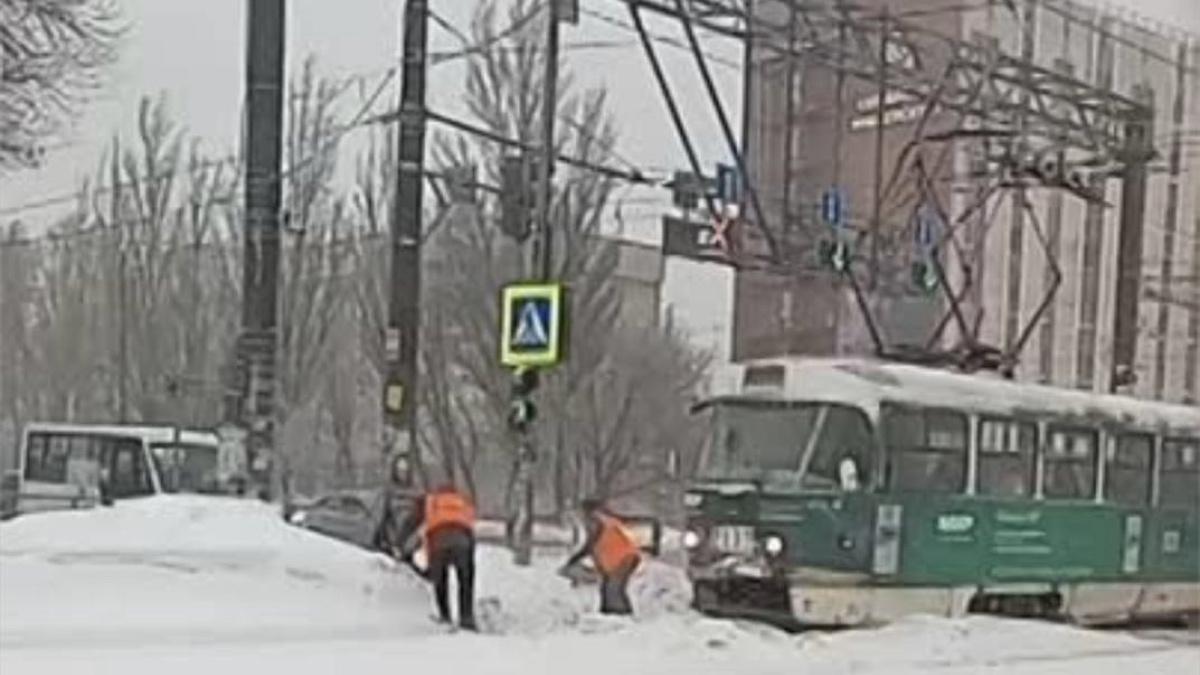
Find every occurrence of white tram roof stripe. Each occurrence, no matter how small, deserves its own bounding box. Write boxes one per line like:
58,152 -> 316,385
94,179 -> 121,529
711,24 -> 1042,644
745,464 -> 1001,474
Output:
714,358 -> 1200,435
22,423 -> 220,447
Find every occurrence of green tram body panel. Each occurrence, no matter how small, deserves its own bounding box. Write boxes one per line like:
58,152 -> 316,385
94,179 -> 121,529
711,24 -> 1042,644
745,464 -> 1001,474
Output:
688,488 -> 1199,587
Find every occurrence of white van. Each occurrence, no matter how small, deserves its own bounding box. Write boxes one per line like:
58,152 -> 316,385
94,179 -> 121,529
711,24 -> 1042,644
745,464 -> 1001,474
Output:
2,423 -> 239,517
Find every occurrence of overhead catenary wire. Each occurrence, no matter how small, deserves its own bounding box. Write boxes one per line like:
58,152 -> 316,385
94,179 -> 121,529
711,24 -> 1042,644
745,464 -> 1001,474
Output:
1,68 -> 399,221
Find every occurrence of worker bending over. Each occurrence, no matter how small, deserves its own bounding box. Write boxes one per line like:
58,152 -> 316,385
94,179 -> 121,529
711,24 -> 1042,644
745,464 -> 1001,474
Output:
561,497 -> 641,615
397,483 -> 478,631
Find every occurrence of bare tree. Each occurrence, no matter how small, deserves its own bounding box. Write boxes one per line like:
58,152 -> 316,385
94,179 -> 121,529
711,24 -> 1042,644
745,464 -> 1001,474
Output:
0,222 -> 38,440
393,0 -> 707,525
0,0 -> 122,171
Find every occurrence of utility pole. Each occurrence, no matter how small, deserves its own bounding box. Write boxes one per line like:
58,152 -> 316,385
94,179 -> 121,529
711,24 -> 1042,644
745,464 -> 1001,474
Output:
1110,83 -> 1153,394
869,11 -> 887,291
511,0 -> 563,568
240,0 -> 285,500
385,0 -> 429,490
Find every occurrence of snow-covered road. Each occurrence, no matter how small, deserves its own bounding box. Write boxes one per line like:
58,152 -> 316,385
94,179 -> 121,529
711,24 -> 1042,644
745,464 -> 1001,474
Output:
1,496 -> 1196,675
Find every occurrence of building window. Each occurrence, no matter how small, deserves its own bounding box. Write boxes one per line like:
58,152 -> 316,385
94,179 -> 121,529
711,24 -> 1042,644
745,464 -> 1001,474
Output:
883,406 -> 968,493
1105,433 -> 1152,506
1044,427 -> 1098,500
977,417 -> 1037,497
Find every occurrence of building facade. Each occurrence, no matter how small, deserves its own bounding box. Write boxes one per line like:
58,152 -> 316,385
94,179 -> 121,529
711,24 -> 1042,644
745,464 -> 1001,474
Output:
739,0 -> 1200,403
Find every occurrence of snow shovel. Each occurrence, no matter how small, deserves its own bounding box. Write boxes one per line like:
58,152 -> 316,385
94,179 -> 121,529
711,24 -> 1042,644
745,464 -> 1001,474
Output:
557,560 -> 600,587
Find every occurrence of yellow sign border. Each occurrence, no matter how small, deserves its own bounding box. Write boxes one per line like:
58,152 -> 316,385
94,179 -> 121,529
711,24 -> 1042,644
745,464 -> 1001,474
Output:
500,282 -> 564,368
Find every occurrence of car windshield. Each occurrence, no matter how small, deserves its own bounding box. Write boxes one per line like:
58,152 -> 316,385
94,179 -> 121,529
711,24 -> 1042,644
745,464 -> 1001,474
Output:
699,401 -> 876,491
149,443 -> 221,494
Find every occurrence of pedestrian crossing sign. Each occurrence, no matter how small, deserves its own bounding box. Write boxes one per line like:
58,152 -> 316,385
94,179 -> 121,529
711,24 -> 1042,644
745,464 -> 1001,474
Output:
500,282 -> 565,368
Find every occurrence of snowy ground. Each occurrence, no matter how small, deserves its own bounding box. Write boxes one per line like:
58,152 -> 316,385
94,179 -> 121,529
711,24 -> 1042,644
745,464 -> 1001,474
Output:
1,496 -> 1196,674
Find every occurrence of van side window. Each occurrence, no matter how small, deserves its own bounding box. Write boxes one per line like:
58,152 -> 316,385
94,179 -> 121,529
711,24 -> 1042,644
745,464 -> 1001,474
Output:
1105,433 -> 1152,506
23,433 -> 51,481
26,434 -> 72,483
883,406 -> 968,493
1160,438 -> 1199,508
108,440 -> 153,498
977,418 -> 1036,497
1044,427 -> 1098,500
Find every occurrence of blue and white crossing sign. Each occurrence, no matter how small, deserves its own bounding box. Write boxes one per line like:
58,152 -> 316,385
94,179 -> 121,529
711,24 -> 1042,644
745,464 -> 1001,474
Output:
821,186 -> 846,229
500,282 -> 566,368
915,203 -> 941,251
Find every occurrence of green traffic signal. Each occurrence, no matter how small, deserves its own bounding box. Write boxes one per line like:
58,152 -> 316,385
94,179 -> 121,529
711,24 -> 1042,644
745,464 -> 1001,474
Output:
911,260 -> 938,293
818,239 -> 850,272
508,398 -> 537,431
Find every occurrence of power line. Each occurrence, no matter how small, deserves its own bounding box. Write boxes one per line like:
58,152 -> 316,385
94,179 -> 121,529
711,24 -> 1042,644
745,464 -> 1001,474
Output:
427,5 -> 544,65
579,5 -> 739,70
381,107 -> 661,186
1,69 -> 397,222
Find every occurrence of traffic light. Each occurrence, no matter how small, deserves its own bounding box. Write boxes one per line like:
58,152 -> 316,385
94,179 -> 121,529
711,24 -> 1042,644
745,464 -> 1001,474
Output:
818,238 -> 850,272
508,367 -> 540,432
911,259 -> 938,293
499,154 -> 535,241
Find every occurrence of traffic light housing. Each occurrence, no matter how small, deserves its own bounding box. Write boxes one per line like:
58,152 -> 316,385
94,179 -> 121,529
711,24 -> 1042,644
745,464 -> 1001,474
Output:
499,154 -> 536,241
508,367 -> 540,432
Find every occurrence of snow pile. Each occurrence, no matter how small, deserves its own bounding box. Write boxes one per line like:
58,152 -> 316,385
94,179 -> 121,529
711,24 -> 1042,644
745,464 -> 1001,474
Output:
471,546 -> 693,636
2,495 -> 1196,675
0,495 -> 430,647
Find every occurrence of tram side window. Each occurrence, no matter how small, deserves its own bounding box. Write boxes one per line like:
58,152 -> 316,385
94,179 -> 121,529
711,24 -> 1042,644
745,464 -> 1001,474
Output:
883,406 -> 968,493
977,418 -> 1036,497
1043,427 -> 1098,500
1105,433 -> 1152,506
1160,439 -> 1199,509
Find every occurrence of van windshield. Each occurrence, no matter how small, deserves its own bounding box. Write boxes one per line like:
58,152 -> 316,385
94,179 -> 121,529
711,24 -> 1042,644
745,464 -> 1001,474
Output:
699,401 -> 876,491
149,443 -> 221,494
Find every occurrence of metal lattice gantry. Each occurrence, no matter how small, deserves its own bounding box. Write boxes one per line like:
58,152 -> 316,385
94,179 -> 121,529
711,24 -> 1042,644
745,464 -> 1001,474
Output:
618,0 -> 1156,374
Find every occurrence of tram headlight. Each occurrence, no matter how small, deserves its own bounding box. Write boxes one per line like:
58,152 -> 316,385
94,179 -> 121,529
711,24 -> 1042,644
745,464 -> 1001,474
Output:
682,528 -> 703,550
763,534 -> 785,557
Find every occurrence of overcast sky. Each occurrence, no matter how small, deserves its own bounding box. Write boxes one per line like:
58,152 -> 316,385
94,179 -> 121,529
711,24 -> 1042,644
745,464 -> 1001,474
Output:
2,0 -> 1197,360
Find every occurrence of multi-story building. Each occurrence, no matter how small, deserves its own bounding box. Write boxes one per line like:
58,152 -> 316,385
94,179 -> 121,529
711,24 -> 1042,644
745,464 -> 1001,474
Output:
739,0 -> 1200,403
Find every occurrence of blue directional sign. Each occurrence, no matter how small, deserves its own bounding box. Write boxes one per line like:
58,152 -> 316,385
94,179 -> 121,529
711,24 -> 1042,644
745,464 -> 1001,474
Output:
915,203 -> 941,251
821,186 -> 846,229
500,282 -> 565,368
715,163 -> 741,205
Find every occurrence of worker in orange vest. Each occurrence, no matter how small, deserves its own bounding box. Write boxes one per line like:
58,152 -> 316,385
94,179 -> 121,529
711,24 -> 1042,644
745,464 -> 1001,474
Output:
560,497 -> 641,615
396,482 -> 478,631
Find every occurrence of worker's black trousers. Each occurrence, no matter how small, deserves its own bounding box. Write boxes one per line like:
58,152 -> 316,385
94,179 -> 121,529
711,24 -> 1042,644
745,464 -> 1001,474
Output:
599,555 -> 639,615
429,540 -> 476,629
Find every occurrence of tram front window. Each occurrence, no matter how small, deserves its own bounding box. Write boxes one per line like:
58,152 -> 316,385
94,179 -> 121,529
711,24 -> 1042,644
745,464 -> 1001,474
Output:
700,401 -> 875,490
150,444 -> 221,494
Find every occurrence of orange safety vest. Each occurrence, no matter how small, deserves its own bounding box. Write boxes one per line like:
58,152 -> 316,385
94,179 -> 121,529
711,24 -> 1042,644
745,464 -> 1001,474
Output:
592,513 -> 639,575
423,490 -> 475,543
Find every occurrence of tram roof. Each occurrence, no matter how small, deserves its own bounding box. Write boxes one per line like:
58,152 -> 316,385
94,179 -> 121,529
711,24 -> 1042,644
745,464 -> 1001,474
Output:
22,423 -> 221,447
712,357 -> 1200,435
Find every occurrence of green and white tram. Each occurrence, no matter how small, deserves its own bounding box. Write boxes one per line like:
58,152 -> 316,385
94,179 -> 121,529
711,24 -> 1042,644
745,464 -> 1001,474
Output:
684,358 -> 1199,627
